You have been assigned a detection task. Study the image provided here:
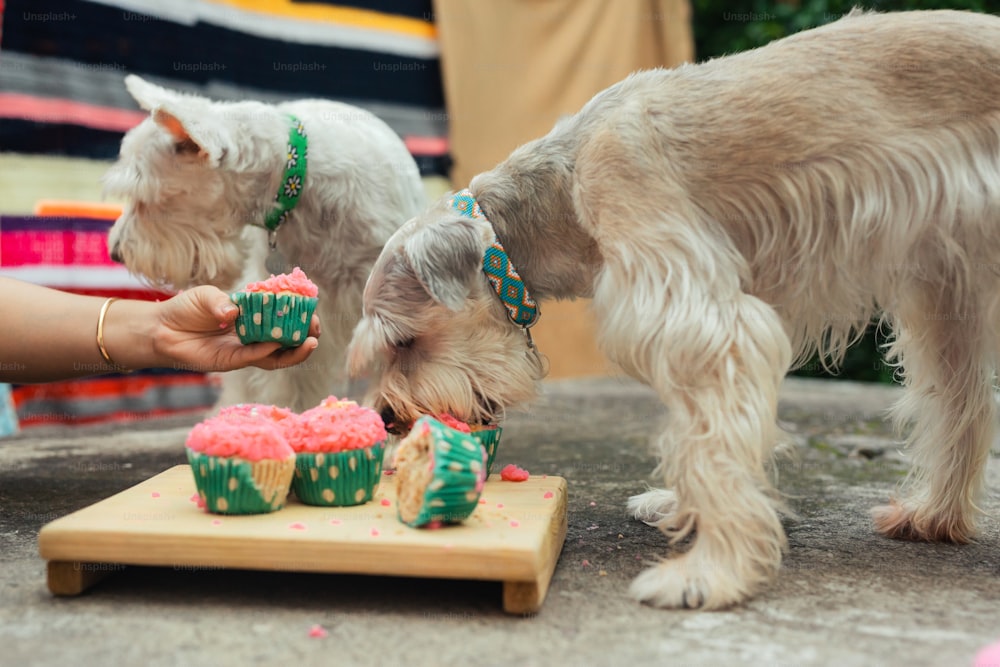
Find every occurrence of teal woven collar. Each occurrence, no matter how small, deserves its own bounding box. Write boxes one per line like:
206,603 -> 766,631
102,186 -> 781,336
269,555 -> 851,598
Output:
264,115 -> 308,232
449,189 -> 540,328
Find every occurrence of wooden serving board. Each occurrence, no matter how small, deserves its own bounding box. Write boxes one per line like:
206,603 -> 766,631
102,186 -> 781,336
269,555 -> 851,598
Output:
38,465 -> 568,614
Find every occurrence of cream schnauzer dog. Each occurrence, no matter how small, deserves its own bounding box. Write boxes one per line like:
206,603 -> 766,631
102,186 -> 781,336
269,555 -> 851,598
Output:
104,75 -> 425,412
348,9 -> 1000,608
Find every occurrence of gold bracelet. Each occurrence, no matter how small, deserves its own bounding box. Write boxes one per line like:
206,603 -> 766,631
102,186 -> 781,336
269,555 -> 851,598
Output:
96,297 -> 129,373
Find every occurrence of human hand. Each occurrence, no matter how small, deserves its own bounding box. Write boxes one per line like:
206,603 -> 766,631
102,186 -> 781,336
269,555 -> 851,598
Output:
151,285 -> 320,372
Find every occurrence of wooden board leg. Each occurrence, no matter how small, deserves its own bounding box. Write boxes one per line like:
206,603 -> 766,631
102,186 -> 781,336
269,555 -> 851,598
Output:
46,561 -> 122,596
503,579 -> 543,615
503,491 -> 569,615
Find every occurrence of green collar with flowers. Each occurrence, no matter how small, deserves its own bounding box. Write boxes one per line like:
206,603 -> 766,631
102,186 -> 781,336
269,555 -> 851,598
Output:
265,115 -> 308,232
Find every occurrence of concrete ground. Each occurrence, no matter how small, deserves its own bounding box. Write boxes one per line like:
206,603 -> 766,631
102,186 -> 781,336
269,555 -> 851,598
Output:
1,376 -> 998,667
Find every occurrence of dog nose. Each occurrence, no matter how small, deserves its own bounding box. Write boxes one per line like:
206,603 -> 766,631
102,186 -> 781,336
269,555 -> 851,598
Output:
379,405 -> 401,434
109,243 -> 123,264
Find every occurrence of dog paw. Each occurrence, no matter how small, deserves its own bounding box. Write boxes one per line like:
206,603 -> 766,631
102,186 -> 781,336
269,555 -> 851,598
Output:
871,499 -> 976,543
629,553 -> 754,610
627,488 -> 679,530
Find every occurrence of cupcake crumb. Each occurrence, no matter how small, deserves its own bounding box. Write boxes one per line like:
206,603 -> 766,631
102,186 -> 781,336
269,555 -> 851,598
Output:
500,464 -> 530,482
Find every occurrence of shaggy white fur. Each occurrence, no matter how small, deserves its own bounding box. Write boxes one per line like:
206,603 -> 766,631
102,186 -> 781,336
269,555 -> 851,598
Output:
104,75 -> 426,412
348,9 -> 1000,608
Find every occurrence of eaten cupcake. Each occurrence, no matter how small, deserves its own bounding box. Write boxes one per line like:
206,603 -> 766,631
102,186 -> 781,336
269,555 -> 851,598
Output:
231,266 -> 318,347
287,396 -> 387,506
394,415 -> 487,528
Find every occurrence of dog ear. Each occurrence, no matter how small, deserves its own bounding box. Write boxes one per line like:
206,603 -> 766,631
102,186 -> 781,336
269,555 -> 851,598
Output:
403,218 -> 486,311
123,75 -> 228,166
124,75 -> 175,111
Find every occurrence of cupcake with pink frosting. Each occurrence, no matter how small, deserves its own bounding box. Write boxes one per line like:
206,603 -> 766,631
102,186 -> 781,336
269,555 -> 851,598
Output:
231,266 -> 318,347
286,396 -> 387,506
185,413 -> 296,515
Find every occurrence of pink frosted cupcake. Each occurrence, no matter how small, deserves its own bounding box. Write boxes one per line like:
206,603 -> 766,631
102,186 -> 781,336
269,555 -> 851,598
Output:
186,414 -> 296,515
231,266 -> 318,347
287,396 -> 387,506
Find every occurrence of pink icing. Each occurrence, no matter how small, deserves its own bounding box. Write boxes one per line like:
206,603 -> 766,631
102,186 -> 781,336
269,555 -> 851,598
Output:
185,415 -> 294,461
288,396 -> 387,453
217,403 -> 298,436
431,413 -> 471,433
241,267 -> 318,297
500,464 -> 530,482
308,625 -> 328,639
218,403 -> 295,422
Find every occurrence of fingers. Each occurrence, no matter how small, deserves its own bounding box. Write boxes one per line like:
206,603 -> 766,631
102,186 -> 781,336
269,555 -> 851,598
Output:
187,285 -> 239,323
309,313 -> 322,338
249,336 -> 319,371
211,290 -> 239,323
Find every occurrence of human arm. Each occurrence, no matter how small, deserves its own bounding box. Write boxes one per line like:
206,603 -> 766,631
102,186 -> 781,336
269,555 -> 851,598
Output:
0,278 -> 320,383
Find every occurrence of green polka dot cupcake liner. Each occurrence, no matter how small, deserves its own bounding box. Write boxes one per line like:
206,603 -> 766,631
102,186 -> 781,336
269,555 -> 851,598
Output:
292,443 -> 385,507
397,416 -> 487,528
231,291 -> 317,348
471,425 -> 502,476
186,449 -> 295,515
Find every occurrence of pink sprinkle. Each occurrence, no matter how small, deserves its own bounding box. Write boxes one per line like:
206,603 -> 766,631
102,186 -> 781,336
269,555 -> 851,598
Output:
975,640 -> 1000,667
589,501 -> 597,507
329,519 -> 342,525
424,520 -> 443,530
289,522 -> 307,531
443,543 -> 454,550
151,492 -> 161,498
308,625 -> 328,639
370,527 -> 380,537
380,498 -> 391,507
211,519 -> 222,526
189,493 -> 200,503
543,491 -> 554,499
218,322 -> 228,329
500,464 -> 530,482
582,559 -> 591,567
509,520 -> 520,528
383,469 -> 395,476
496,503 -> 504,509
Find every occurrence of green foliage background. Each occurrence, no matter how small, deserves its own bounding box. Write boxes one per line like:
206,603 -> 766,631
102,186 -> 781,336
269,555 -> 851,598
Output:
688,0 -> 999,383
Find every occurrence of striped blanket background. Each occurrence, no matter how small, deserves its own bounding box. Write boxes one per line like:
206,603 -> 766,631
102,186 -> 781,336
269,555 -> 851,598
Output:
0,0 -> 447,429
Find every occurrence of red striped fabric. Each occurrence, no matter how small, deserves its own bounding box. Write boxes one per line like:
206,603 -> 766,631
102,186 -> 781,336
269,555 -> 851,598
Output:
4,208 -> 220,428
0,92 -> 146,133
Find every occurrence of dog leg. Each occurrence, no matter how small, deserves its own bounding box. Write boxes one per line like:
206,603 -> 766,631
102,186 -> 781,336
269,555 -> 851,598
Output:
595,247 -> 793,608
872,289 -> 996,543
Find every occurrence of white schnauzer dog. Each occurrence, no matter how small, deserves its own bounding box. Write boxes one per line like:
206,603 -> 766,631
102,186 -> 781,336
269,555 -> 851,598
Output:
104,75 -> 426,412
348,9 -> 1000,608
